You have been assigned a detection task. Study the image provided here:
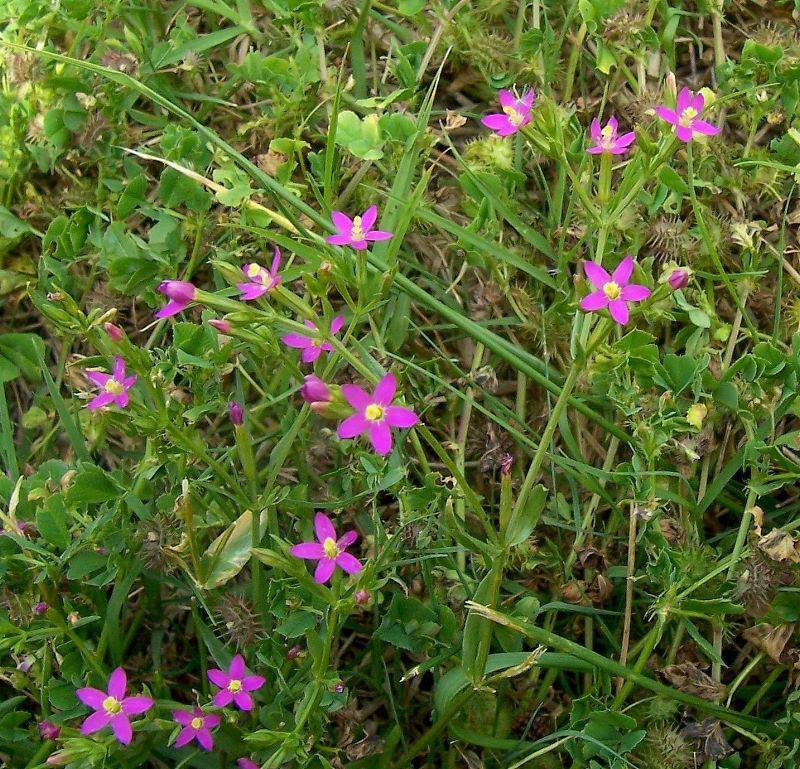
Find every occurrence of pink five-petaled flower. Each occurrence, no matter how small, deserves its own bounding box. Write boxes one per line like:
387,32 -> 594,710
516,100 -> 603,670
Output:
580,256 -> 651,326
238,760 -> 260,769
337,373 -> 418,456
290,512 -> 362,584
172,707 -> 221,751
76,667 -> 153,746
207,655 -> 265,711
326,206 -> 393,251
281,316 -> 344,363
655,87 -> 720,142
238,247 -> 282,301
481,89 -> 535,136
587,116 -> 636,155
155,280 -> 196,319
86,356 -> 137,410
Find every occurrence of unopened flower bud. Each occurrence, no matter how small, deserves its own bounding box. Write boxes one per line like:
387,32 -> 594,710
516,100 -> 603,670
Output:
103,322 -> 124,341
668,268 -> 689,290
500,453 -> 513,475
300,375 -> 330,405
209,318 -> 231,334
333,682 -> 345,694
228,401 -> 244,426
66,611 -> 79,625
354,589 -> 370,605
34,601 -> 48,615
287,645 -> 302,661
39,721 -> 61,741
17,654 -> 34,673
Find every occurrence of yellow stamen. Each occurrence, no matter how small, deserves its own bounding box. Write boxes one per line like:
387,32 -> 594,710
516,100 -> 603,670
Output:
601,125 -> 614,138
323,537 -> 340,559
227,679 -> 242,693
246,263 -> 262,278
351,216 -> 365,242
104,380 -> 123,395
503,106 -> 524,126
603,281 -> 621,300
103,696 -> 121,715
190,717 -> 204,730
365,403 -> 384,422
679,107 -> 698,126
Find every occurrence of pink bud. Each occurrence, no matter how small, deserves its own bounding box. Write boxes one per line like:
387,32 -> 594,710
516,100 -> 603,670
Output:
158,280 -> 196,303
354,589 -> 370,605
500,453 -> 513,475
287,645 -> 302,661
103,322 -> 124,341
228,401 -> 244,425
238,760 -> 260,769
34,601 -> 48,615
668,268 -> 689,290
209,318 -> 231,334
300,375 -> 330,405
39,721 -> 61,741
333,682 -> 345,694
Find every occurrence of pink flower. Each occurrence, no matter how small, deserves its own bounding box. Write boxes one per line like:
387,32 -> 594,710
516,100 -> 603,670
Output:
34,601 -> 48,615
481,89 -> 535,136
281,316 -> 344,363
228,401 -> 244,425
238,760 -> 260,769
207,655 -> 265,711
39,721 -> 61,741
209,318 -> 231,334
300,375 -> 330,405
75,667 -> 153,745
290,512 -> 362,584
586,116 -> 636,155
86,356 -> 137,410
326,206 -> 393,250
103,322 -> 123,341
337,373 -> 418,455
238,247 -> 282,301
668,268 -> 689,290
655,87 -> 720,142
580,256 -> 651,326
172,707 -> 221,751
156,280 -> 196,318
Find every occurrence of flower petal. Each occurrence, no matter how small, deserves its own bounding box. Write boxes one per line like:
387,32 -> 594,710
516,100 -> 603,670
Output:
497,89 -> 516,109
580,291 -> 609,312
692,119 -> 720,136
208,669 -> 229,689
314,512 -> 336,544
86,371 -> 111,387
269,246 -> 281,276
675,124 -> 693,142
196,728 -> 214,751
369,421 -> 393,455
384,406 -> 418,429
281,334 -> 312,350
229,654 -> 245,679
611,255 -> 634,286
155,300 -> 186,319
620,284 -> 651,302
290,542 -> 326,559
115,392 -> 130,409
330,316 -> 345,335
301,346 -> 322,363
330,211 -> 353,234
364,230 -> 393,241
582,261 -> 611,289
590,117 -> 601,142
110,714 -> 132,745
337,530 -> 358,548
204,715 -> 221,728
616,131 -> 636,147
81,710 -> 111,735
172,710 -> 194,726
608,115 -> 618,133
314,558 -> 336,584
341,384 -> 371,410
107,667 -> 127,699
76,687 -> 107,709
121,697 -> 153,715
654,106 -> 678,125
335,552 -> 362,575
242,675 -> 265,692
676,87 -> 692,113
481,114 -> 513,133
112,357 -> 125,382
326,233 -> 352,246
174,726 -> 196,747
373,373 -> 397,406
213,690 -> 233,708
608,299 -> 630,325
690,92 -> 705,113
337,413 -> 369,439
360,205 -> 378,231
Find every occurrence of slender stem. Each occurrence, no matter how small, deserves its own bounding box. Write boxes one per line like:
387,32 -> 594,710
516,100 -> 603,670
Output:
727,482 -> 759,580
618,503 -> 638,674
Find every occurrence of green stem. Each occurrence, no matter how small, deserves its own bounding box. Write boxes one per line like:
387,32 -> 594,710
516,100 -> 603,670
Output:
727,481 -> 759,580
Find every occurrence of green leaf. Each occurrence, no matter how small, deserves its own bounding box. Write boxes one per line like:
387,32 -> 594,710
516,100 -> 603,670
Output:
335,111 -> 385,160
504,485 -> 547,547
659,165 -> 689,195
36,496 -> 70,550
64,465 -> 121,505
0,333 -> 45,383
200,508 -> 268,590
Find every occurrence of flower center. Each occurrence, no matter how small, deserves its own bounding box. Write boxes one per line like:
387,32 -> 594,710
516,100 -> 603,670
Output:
601,124 -> 614,139
103,696 -> 122,715
227,679 -> 242,693
246,263 -> 263,279
190,716 -> 204,730
603,281 -> 622,300
104,379 -> 124,395
503,105 -> 525,126
351,216 -> 365,242
679,107 -> 698,126
364,403 -> 384,422
323,537 -> 340,559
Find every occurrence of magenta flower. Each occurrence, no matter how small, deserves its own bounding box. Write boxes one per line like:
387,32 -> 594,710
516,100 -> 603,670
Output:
586,116 -> 636,155
238,760 -> 260,769
290,512 -> 362,584
208,655 -> 265,711
655,87 -> 720,142
172,707 -> 221,751
326,206 -> 393,250
668,268 -> 689,290
481,89 -> 535,136
337,373 -> 418,455
39,721 -> 61,741
281,316 -> 344,363
75,667 -> 153,745
228,401 -> 244,425
238,247 -> 282,301
155,280 -> 196,318
86,356 -> 137,410
580,256 -> 651,326
300,375 -> 330,405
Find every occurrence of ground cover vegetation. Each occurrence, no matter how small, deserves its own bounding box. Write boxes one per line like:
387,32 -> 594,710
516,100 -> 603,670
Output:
2,0 -> 800,767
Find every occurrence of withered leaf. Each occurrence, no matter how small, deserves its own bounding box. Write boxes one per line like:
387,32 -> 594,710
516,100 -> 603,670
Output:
680,718 -> 732,760
660,663 -> 726,701
758,529 -> 800,563
742,623 -> 795,663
